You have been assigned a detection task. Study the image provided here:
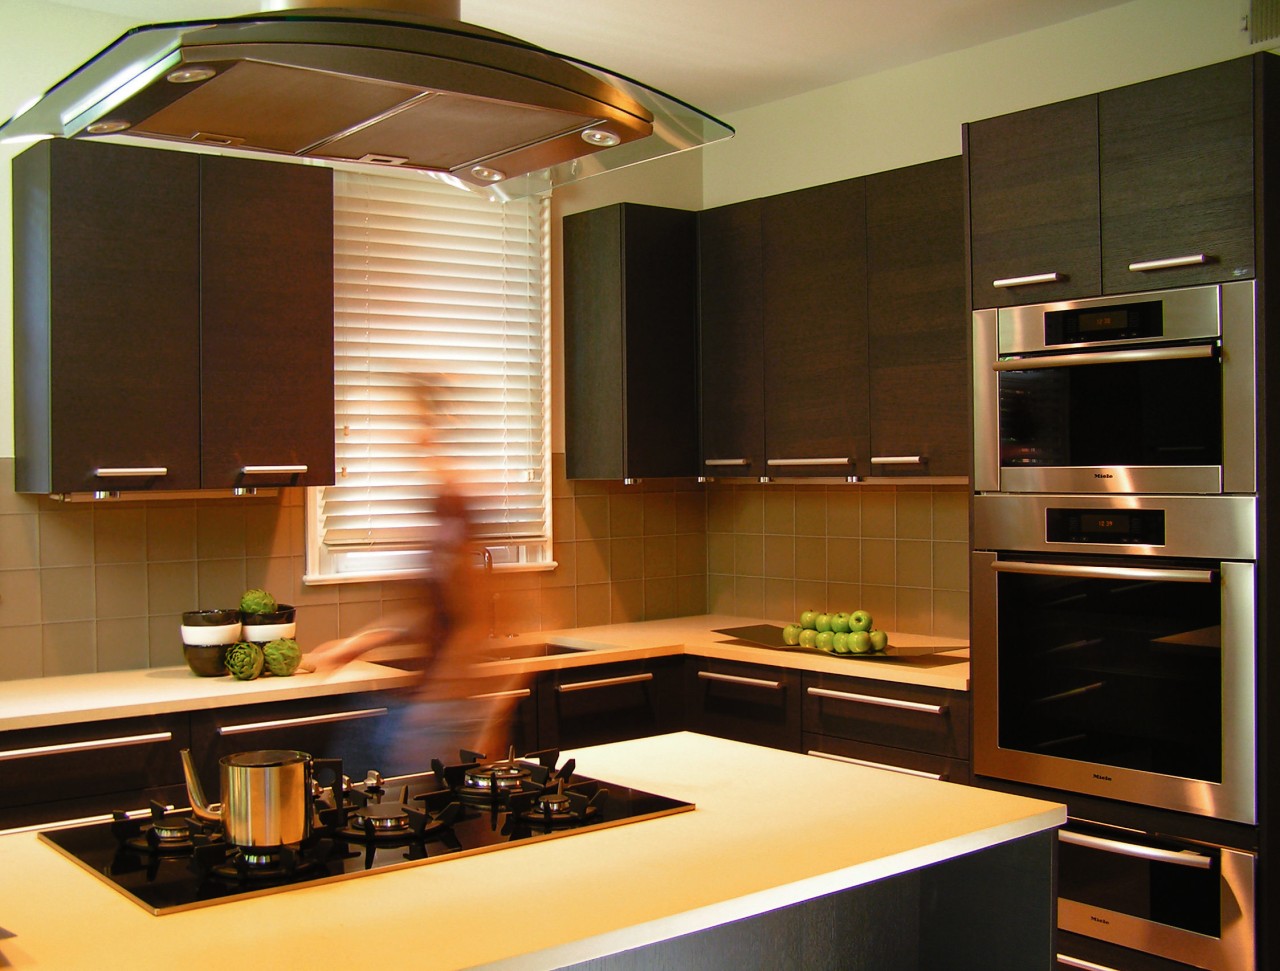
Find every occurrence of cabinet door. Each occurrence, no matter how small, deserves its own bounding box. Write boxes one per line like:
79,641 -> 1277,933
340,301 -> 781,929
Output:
1100,57 -> 1255,294
199,156 -> 335,488
698,199 -> 766,479
12,138 -> 201,494
803,733 -> 971,785
802,672 -> 970,761
686,658 -> 801,750
866,157 -> 969,478
538,658 -> 684,750
967,95 -> 1101,309
762,179 -> 867,478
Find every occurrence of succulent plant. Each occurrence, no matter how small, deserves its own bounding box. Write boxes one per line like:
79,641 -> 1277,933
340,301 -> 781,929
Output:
239,588 -> 277,616
225,641 -> 265,681
262,638 -> 302,677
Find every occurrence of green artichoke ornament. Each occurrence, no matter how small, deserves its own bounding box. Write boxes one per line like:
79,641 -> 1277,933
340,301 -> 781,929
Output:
225,641 -> 265,681
239,588 -> 277,616
263,638 -> 302,677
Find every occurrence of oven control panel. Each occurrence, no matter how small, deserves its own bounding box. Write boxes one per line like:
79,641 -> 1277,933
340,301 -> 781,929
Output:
1045,507 -> 1166,545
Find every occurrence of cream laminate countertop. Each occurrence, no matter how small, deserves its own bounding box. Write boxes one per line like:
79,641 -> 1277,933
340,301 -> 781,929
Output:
0,732 -> 1061,971
0,615 -> 968,732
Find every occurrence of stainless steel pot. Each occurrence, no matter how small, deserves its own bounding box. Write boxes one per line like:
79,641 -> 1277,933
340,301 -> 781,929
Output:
181,747 -> 334,849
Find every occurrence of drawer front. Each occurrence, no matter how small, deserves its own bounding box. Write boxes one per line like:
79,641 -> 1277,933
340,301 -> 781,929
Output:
466,675 -> 538,759
804,733 -> 971,785
802,672 -> 970,759
0,713 -> 190,825
539,658 -> 683,750
686,659 -> 802,751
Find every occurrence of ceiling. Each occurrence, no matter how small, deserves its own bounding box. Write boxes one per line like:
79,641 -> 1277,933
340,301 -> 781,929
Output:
49,0 -> 1137,116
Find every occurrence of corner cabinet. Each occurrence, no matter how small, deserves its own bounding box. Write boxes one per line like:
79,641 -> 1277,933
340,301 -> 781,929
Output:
563,203 -> 699,480
12,138 -> 335,495
967,54 -> 1262,309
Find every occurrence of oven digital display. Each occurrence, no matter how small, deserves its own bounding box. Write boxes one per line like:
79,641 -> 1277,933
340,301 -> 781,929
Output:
1045,300 -> 1163,344
1045,507 -> 1166,544
1080,512 -> 1130,534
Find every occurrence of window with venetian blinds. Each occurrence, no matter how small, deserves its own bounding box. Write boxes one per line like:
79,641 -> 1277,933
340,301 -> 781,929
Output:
305,169 -> 551,583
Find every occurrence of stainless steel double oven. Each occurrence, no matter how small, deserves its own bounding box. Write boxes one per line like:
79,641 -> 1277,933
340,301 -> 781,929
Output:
971,282 -> 1258,970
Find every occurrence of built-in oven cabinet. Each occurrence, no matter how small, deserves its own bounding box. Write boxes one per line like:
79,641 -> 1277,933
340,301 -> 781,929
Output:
12,137 -> 334,495
684,658 -> 803,751
563,202 -> 700,480
537,657 -> 684,750
967,54 -> 1262,309
801,671 -> 971,784
0,713 -> 190,830
698,157 -> 968,481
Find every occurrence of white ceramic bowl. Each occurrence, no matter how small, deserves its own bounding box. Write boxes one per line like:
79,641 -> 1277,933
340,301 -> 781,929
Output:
180,622 -> 243,646
242,621 -> 297,643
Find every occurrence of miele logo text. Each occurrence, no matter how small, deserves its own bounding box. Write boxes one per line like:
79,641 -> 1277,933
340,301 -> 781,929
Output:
1094,472 -> 1114,479
1090,916 -> 1111,926
1092,772 -> 1113,782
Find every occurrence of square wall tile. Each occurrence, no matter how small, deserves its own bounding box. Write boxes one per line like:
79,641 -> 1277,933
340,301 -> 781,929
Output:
197,559 -> 249,610
762,578 -> 795,624
96,617 -> 150,671
897,490 -> 932,540
707,573 -> 735,614
732,489 -> 764,535
95,563 -> 148,619
643,492 -> 676,535
609,493 -> 644,537
295,603 -> 340,647
676,575 -> 707,616
148,614 -> 186,668
574,495 -> 609,541
1,513 -> 40,569
609,580 -> 644,623
0,625 -> 43,680
762,534 -> 795,580
610,536 -> 644,581
762,490 -> 794,535
43,621 -> 96,676
675,532 -> 707,576
147,505 -> 197,562
896,539 -> 933,588
733,533 -> 764,577
826,491 -> 860,538
861,490 -> 895,538
794,490 -> 826,536
674,491 -> 706,534
706,489 -> 737,533
643,535 -> 676,578
861,538 -> 895,586
41,566 -> 95,623
934,590 -> 969,639
197,505 -> 247,559
731,575 -> 764,618
0,569 -> 42,627
93,507 -> 147,564
576,582 -> 611,627
147,561 -> 198,615
644,576 -> 679,619
39,506 -> 94,567
933,488 -> 969,542
539,586 -> 576,630
897,586 -> 933,635
794,536 -> 826,582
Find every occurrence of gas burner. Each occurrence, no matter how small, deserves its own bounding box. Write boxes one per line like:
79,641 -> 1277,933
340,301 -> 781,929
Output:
353,802 -> 410,833
509,780 -> 607,831
203,843 -> 325,885
112,802 -> 201,855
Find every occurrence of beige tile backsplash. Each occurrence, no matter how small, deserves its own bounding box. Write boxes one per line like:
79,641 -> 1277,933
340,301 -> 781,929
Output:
0,455 -> 969,680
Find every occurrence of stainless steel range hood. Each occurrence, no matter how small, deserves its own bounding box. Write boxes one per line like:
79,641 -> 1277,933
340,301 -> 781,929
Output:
0,2 -> 732,198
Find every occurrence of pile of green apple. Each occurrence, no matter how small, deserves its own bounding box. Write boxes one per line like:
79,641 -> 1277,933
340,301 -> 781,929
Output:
783,609 -> 888,655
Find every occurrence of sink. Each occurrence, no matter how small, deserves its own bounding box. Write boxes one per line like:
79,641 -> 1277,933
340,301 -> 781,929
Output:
478,642 -> 590,662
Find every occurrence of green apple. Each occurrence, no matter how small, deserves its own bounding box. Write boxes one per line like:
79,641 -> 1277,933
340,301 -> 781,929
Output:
815,613 -> 833,633
830,612 -> 851,633
815,630 -> 835,652
849,630 -> 872,654
782,623 -> 803,646
849,610 -> 873,633
799,628 -> 819,649
832,631 -> 850,653
799,609 -> 818,630
868,629 -> 888,653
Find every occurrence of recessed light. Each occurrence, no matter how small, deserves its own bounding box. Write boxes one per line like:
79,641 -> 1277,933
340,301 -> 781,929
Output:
85,119 -> 132,134
470,165 -> 505,183
167,66 -> 216,84
581,128 -> 621,147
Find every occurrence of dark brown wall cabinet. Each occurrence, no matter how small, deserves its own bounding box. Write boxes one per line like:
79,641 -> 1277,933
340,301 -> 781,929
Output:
967,55 -> 1259,309
563,203 -> 699,480
13,138 -> 335,494
699,156 -> 968,480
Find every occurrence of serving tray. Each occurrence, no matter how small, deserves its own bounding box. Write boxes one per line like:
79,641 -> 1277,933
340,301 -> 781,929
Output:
712,624 -> 954,657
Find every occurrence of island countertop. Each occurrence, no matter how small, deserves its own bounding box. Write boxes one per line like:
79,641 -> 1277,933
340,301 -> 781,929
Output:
0,615 -> 969,732
0,732 -> 1061,971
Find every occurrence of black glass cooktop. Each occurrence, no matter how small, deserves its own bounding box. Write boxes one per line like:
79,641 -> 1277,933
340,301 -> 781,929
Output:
39,756 -> 693,915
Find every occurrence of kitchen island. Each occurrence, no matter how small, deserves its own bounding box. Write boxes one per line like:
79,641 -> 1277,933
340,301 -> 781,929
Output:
0,732 -> 1062,970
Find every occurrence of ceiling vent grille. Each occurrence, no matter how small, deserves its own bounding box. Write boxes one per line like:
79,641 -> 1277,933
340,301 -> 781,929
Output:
1250,0 -> 1280,43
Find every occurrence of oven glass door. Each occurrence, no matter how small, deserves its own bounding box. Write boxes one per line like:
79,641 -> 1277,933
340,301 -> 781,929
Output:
973,552 -> 1255,823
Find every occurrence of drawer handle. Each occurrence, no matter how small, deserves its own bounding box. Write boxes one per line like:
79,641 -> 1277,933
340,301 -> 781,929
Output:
870,455 -> 923,466
1127,253 -> 1208,272
1058,829 -> 1212,869
0,731 -> 173,761
992,271 -> 1062,288
993,560 -> 1215,584
697,671 -> 783,690
94,467 -> 168,477
467,688 -> 533,701
216,707 -> 388,735
241,465 -> 308,475
766,457 -> 851,467
807,685 -> 947,715
807,749 -> 945,780
1056,955 -> 1121,971
557,673 -> 653,693
704,458 -> 750,467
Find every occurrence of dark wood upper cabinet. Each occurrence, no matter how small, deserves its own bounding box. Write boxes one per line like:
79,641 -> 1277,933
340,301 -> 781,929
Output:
12,138 -> 335,494
563,202 -> 699,480
698,199 -> 766,479
966,94 -> 1102,309
762,178 -> 868,478
866,157 -> 969,478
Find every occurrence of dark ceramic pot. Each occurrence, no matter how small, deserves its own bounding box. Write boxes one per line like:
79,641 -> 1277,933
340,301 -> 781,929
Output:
183,608 -> 241,627
239,604 -> 296,626
183,643 -> 230,677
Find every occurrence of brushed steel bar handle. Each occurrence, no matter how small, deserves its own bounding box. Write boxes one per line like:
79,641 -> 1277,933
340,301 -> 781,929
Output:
0,731 -> 173,761
1056,955 -> 1122,971
992,271 -> 1062,288
216,707 -> 388,735
1059,829 -> 1213,869
992,343 -> 1215,371
807,749 -> 945,780
241,465 -> 309,474
704,458 -> 750,467
467,688 -> 533,701
697,670 -> 783,690
806,686 -> 946,715
766,457 -> 851,467
557,673 -> 653,693
94,467 -> 168,477
1128,253 -> 1208,272
992,560 -> 1215,584
870,455 -> 923,466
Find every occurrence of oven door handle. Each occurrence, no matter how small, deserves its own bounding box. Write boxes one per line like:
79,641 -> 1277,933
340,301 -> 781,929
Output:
991,560 -> 1216,584
992,343 -> 1216,371
1058,829 -> 1213,869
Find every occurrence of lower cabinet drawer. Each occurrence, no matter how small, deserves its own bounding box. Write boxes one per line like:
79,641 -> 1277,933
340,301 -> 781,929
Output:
0,714 -> 190,828
803,733 -> 971,785
802,672 -> 970,760
686,659 -> 802,751
539,658 -> 683,750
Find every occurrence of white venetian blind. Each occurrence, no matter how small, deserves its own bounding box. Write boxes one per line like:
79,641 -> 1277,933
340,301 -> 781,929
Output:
306,169 -> 551,582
